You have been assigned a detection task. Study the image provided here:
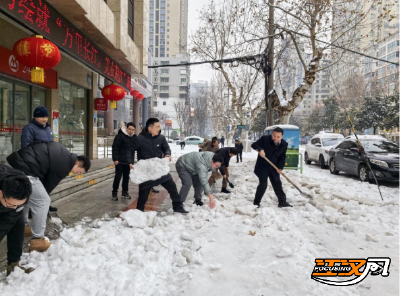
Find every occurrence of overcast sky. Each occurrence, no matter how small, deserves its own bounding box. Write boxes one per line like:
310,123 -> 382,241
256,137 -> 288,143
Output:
187,0 -> 214,84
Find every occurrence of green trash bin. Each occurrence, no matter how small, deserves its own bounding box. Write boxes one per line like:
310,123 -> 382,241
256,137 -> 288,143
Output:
264,125 -> 300,170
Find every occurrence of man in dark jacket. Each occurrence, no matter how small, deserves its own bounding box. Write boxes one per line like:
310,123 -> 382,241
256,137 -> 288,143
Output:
111,122 -> 136,201
129,118 -> 188,213
21,106 -> 58,213
220,136 -> 225,147
235,139 -> 244,162
21,106 -> 54,148
208,147 -> 238,193
7,142 -> 91,252
251,127 -> 292,208
0,164 -> 34,276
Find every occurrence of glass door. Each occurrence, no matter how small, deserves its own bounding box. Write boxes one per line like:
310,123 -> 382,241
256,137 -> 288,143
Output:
13,84 -> 30,151
0,79 -> 13,164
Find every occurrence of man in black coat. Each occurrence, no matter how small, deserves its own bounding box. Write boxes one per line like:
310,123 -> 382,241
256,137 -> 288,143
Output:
111,122 -> 137,201
7,142 -> 91,252
251,127 -> 292,208
129,118 -> 188,213
0,164 -> 34,276
208,147 -> 238,194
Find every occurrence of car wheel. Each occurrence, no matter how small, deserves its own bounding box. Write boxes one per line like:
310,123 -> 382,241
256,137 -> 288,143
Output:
319,155 -> 327,169
329,159 -> 339,175
358,165 -> 369,182
304,152 -> 312,165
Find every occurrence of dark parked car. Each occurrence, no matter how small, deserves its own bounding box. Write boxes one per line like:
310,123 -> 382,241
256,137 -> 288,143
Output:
328,138 -> 399,182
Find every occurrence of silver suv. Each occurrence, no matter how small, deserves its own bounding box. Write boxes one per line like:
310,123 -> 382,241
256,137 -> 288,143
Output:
305,132 -> 344,169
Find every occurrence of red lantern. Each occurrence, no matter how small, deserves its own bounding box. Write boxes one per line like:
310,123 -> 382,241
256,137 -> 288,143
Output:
13,35 -> 61,83
131,89 -> 140,98
137,94 -> 145,101
101,83 -> 125,109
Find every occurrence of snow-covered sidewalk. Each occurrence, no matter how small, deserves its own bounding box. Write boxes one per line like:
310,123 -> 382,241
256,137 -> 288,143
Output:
0,149 -> 398,296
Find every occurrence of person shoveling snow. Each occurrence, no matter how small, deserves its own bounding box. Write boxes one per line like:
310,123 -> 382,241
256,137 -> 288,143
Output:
128,118 -> 188,214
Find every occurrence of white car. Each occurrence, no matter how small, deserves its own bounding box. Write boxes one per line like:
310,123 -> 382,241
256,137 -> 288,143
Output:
305,132 -> 344,169
176,136 -> 204,145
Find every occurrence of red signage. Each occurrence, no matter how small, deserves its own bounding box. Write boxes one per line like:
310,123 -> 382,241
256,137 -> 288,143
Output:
0,0 -> 131,90
0,45 -> 57,89
52,110 -> 59,119
95,98 -> 108,111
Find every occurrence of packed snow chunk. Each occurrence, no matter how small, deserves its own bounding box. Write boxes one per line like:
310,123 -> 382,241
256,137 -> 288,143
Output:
181,232 -> 194,241
209,264 -> 222,270
276,247 -> 293,258
120,209 -> 157,228
130,158 -> 170,184
323,206 -> 341,223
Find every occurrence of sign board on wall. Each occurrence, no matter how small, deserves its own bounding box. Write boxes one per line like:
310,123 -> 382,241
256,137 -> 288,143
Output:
52,110 -> 59,137
0,45 -> 57,89
95,98 -> 108,111
0,0 -> 131,90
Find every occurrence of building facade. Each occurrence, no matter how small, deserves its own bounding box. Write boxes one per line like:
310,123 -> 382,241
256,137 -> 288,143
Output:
0,0 -> 149,163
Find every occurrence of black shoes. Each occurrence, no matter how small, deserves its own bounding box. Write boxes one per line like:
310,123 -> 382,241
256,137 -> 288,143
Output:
278,201 -> 293,208
253,202 -> 261,208
49,205 -> 58,212
174,205 -> 189,214
221,188 -> 231,194
122,191 -> 131,199
193,200 -> 204,206
111,191 -> 118,201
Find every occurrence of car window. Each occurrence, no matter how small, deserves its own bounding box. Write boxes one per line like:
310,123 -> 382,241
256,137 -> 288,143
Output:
348,142 -> 358,149
337,142 -> 349,149
311,138 -> 320,145
360,140 -> 399,153
322,138 -> 343,147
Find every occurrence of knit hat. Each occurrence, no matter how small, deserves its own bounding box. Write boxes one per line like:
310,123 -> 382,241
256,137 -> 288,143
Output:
33,106 -> 49,118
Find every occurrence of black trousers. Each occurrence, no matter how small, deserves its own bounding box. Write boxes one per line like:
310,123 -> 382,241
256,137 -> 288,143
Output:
254,176 -> 286,204
137,179 -> 182,211
112,163 -> 130,192
0,212 -> 24,265
236,152 -> 243,162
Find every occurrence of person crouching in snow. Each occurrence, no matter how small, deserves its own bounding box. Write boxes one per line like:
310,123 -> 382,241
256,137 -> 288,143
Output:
7,142 -> 91,252
0,165 -> 34,276
111,122 -> 137,201
129,118 -> 188,214
208,147 -> 238,194
198,136 -> 219,153
251,127 -> 292,208
176,152 -> 224,208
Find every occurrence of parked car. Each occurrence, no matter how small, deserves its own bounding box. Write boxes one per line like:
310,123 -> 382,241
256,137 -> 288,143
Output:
176,136 -> 204,145
328,137 -> 399,182
305,132 -> 344,168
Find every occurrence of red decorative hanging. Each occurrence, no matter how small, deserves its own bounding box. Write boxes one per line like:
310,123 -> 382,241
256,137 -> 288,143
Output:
137,94 -> 145,101
130,89 -> 140,98
13,35 -> 61,83
101,83 -> 125,109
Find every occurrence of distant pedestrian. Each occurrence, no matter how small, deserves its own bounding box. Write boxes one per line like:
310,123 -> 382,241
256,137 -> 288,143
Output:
220,136 -> 225,147
179,133 -> 186,150
251,127 -> 292,208
7,142 -> 91,252
111,122 -> 137,201
235,139 -> 244,162
208,147 -> 238,193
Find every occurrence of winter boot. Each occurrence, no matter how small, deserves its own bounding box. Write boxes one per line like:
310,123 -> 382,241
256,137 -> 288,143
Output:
121,191 -> 131,199
6,261 -> 35,276
49,205 -> 58,212
25,225 -> 32,237
278,196 -> 293,208
253,202 -> 261,208
29,237 -> 52,252
193,200 -> 204,206
221,188 -> 231,194
173,204 -> 189,214
111,191 -> 118,201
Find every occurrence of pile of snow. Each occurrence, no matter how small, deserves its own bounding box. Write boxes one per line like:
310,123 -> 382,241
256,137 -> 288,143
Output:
129,158 -> 170,184
1,151 -> 398,296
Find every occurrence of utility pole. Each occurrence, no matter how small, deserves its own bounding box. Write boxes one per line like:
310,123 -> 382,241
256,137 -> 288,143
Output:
266,0 -> 275,127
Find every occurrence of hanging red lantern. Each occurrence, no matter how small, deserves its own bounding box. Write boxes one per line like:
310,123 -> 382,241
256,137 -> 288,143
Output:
101,83 -> 125,109
131,89 -> 140,98
137,94 -> 145,101
13,35 -> 61,83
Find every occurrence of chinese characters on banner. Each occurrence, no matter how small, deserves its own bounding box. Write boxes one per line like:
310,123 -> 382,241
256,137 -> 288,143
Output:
1,0 -> 131,90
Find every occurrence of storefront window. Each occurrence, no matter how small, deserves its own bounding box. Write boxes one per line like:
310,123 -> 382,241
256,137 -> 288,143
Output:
58,79 -> 88,156
0,79 -> 13,164
13,84 -> 30,151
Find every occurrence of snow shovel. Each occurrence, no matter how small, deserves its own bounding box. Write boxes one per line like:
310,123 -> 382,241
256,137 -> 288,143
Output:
226,178 -> 234,188
261,155 -> 313,200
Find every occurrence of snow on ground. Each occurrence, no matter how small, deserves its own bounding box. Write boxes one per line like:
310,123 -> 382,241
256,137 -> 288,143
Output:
1,148 -> 398,296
